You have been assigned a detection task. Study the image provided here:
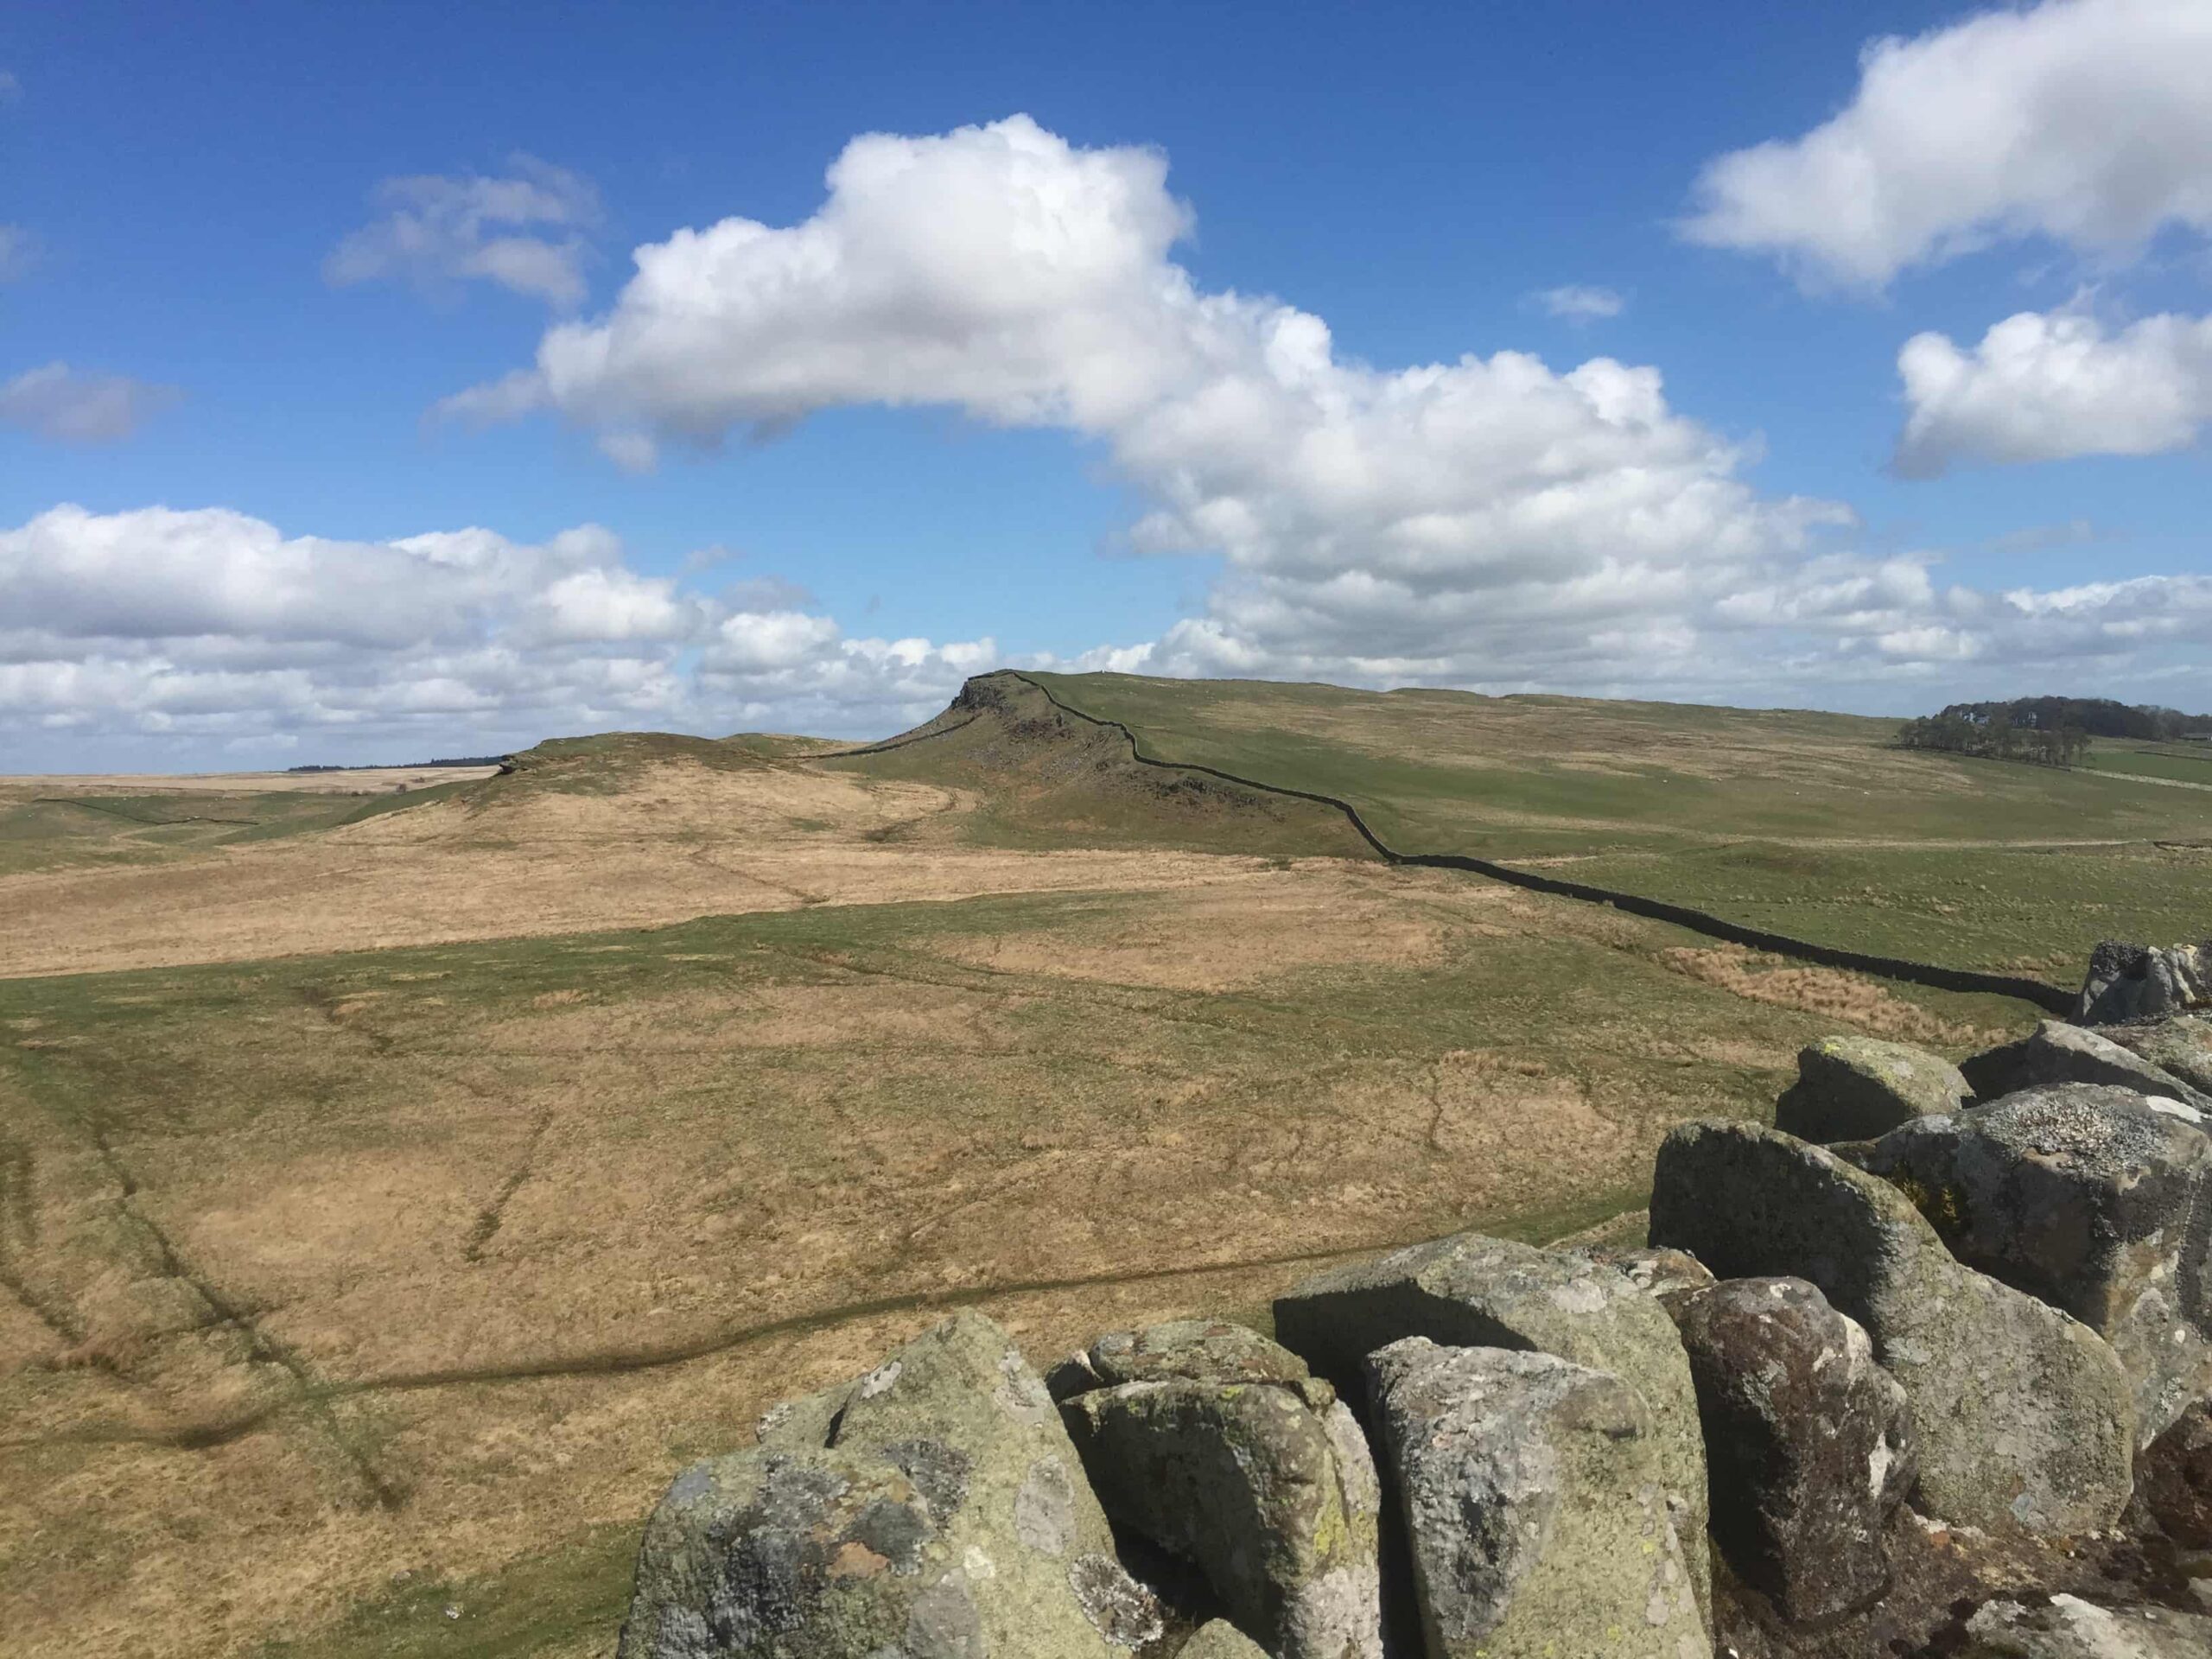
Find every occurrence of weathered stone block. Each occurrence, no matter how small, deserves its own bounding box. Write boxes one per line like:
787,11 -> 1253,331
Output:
1774,1035 -> 1969,1143
1649,1119 -> 2135,1535
1962,1020 -> 2211,1110
2077,940 -> 2212,1027
1365,1338 -> 1704,1659
1058,1321 -> 1382,1659
1274,1230 -> 1711,1629
1673,1276 -> 1914,1624
1868,1084 -> 2212,1441
620,1312 -> 1158,1658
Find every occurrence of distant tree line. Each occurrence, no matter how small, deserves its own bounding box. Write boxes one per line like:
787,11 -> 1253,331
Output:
287,754 -> 508,772
1897,709 -> 2090,767
1895,696 -> 2212,768
1939,696 -> 2212,741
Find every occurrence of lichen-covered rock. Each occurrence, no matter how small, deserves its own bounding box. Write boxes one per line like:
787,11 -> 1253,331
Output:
1046,1318 -> 1318,1402
1961,1021 -> 2212,1111
620,1312 -> 1160,1658
1365,1338 -> 1704,1659
1179,1619 -> 1271,1659
1585,1245 -> 1717,1313
1274,1231 -> 1711,1629
2077,941 -> 2212,1027
1774,1035 -> 1969,1143
1959,1595 -> 2212,1657
1649,1119 -> 2135,1535
2138,1398 -> 2212,1548
2105,1014 -> 2212,1096
1672,1276 -> 1915,1624
1058,1322 -> 1382,1659
1866,1084 -> 2212,1441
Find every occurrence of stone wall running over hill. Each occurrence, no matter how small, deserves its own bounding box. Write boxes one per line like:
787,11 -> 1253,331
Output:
612,942 -> 2212,1657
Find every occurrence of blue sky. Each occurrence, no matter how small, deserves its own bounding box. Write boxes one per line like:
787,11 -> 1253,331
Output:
4,0 -> 2210,767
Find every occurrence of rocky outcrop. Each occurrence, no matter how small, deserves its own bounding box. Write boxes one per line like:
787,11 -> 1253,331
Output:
1774,1035 -> 1969,1143
1649,1119 -> 2136,1535
1055,1321 -> 1382,1659
1671,1277 -> 1914,1624
1959,1595 -> 2212,1657
1273,1231 -> 1711,1630
1867,1084 -> 2212,1441
1365,1337 -> 1704,1659
2104,1015 -> 2212,1096
1961,1020 -> 2212,1110
2078,941 -> 2212,1027
620,1312 -> 1159,1659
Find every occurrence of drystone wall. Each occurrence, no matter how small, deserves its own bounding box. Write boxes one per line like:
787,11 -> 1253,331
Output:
614,944 -> 2212,1658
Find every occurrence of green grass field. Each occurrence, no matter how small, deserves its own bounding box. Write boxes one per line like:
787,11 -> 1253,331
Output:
1014,671 -> 2212,979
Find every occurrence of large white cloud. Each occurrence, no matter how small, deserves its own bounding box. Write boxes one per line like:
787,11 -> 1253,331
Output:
448,117 -> 1859,677
326,155 -> 601,309
0,362 -> 179,443
419,112 -> 2212,713
1895,305 -> 2212,474
0,505 -> 994,766
1683,0 -> 2212,288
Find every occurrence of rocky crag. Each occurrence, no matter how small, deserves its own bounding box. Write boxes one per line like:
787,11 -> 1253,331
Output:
616,944 -> 2212,1659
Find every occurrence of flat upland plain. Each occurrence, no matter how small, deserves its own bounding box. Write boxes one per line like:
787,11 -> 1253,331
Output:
0,673 -> 2190,1656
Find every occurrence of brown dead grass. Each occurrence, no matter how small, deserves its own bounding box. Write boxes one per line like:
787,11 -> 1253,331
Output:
0,766 -> 502,797
1655,944 -> 2005,1047
0,759 -> 1310,979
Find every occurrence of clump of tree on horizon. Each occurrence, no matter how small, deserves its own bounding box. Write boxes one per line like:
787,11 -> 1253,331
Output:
1897,696 -> 2212,769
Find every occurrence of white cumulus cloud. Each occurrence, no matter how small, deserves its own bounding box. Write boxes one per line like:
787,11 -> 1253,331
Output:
0,362 -> 180,443
0,505 -> 998,768
1683,0 -> 2212,288
326,155 -> 601,309
1896,305 -> 2212,474
447,115 -> 1854,688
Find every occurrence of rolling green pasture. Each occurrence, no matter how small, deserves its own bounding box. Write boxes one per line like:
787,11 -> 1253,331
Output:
1021,671 -> 2212,979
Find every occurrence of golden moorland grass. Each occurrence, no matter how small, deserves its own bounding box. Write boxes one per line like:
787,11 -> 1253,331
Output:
0,685 -> 2062,1657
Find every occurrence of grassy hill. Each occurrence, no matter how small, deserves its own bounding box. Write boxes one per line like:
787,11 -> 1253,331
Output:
991,671 -> 2212,982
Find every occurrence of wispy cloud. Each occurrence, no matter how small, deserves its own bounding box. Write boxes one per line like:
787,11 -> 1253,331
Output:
326,154 -> 601,310
1530,283 -> 1624,321
0,363 -> 181,443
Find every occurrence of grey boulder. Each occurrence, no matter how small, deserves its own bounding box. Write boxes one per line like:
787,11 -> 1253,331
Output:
1365,1338 -> 1704,1659
2077,940 -> 2212,1027
1961,1020 -> 2212,1111
1866,1084 -> 2212,1441
1960,1595 -> 2212,1658
1649,1119 -> 2135,1535
1057,1321 -> 1382,1659
2104,1014 -> 2212,1096
1672,1276 -> 1914,1624
1774,1035 -> 1969,1143
620,1311 -> 1160,1659
1274,1231 -> 1711,1630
